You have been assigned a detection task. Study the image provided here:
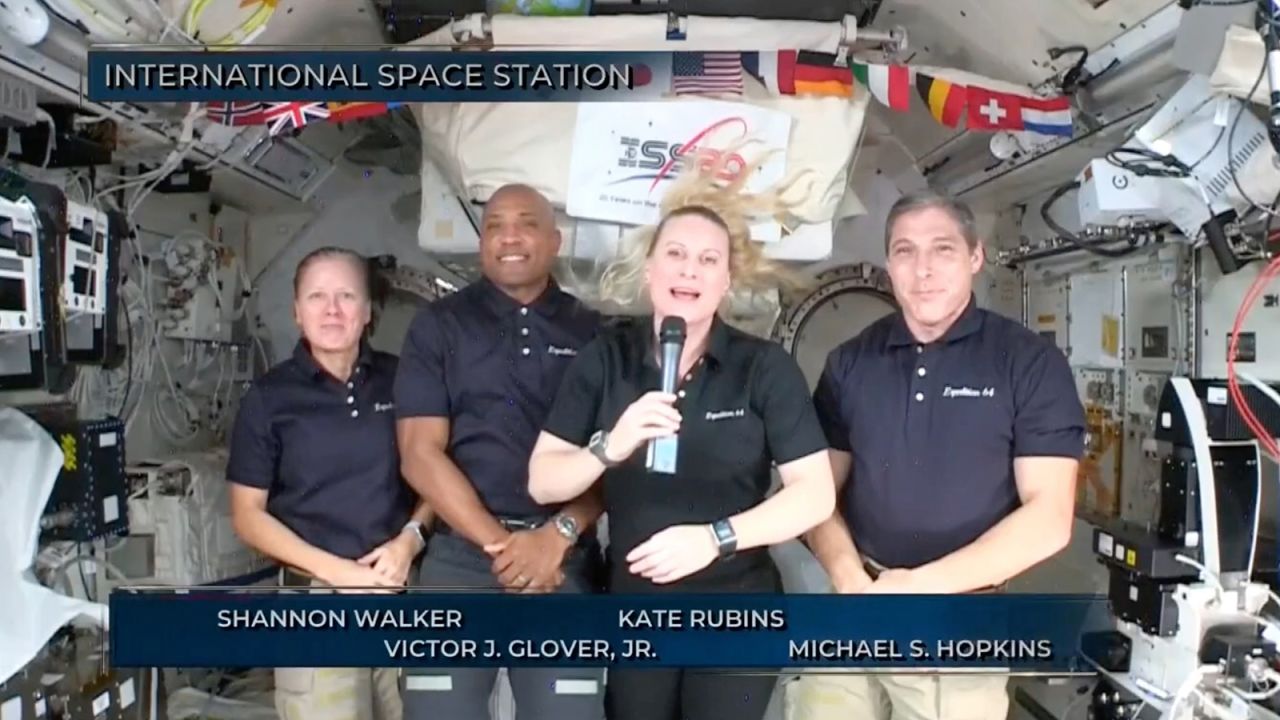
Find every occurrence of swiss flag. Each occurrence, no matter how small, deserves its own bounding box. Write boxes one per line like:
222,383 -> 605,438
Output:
965,86 -> 1024,131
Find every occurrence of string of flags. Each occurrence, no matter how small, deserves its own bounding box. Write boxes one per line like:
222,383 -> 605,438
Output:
203,53 -> 1072,139
852,61 -> 1074,137
205,100 -> 407,135
742,51 -> 1074,138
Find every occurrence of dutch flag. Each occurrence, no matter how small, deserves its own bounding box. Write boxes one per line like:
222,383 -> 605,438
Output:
1019,95 -> 1073,138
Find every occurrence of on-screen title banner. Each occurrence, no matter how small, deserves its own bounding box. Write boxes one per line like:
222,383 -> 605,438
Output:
108,591 -> 1109,671
87,50 -> 681,102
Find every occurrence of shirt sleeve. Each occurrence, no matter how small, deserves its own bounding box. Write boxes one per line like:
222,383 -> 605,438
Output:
754,343 -> 830,465
1012,341 -> 1087,459
393,305 -> 450,418
542,335 -> 608,447
226,385 -> 278,490
812,345 -> 852,452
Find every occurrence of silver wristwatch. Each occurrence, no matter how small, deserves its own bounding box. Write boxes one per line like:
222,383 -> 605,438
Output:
551,513 -> 580,543
402,519 -> 428,552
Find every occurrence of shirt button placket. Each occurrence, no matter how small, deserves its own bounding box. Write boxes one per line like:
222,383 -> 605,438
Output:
519,307 -> 531,358
907,346 -> 928,441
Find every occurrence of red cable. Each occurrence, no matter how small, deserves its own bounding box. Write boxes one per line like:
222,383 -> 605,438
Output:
1226,259 -> 1275,454
1226,263 -> 1276,458
1226,254 -> 1280,461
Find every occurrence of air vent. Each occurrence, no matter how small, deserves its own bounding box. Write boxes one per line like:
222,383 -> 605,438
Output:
241,134 -> 333,200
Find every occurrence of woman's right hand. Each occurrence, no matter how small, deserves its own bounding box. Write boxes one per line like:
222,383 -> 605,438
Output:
317,557 -> 403,594
606,391 -> 682,462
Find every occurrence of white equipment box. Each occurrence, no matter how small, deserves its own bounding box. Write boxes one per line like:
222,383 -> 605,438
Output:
0,195 -> 40,334
126,451 -> 274,587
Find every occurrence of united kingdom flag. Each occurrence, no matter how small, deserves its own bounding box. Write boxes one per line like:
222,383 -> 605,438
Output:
261,102 -> 330,136
205,101 -> 264,126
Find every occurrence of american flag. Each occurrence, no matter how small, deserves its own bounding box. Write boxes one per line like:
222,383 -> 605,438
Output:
262,102 -> 330,136
205,101 -> 264,126
672,52 -> 743,96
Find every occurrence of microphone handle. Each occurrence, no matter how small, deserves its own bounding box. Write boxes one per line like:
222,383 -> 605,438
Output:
658,342 -> 681,392
646,341 -> 683,473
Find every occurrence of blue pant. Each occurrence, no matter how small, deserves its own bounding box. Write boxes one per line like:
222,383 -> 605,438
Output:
401,532 -> 606,720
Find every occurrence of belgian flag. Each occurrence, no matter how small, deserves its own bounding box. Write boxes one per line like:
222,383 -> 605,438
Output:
914,73 -> 966,127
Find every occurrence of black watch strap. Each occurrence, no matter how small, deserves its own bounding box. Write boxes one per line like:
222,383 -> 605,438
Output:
710,519 -> 737,558
589,430 -> 618,467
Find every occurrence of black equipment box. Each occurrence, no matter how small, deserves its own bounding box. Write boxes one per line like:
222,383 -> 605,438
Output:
1091,523 -> 1201,581
1107,571 -> 1180,637
22,403 -> 129,542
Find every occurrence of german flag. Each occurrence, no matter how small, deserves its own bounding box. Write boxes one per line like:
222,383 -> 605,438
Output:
792,51 -> 854,98
915,73 -> 966,127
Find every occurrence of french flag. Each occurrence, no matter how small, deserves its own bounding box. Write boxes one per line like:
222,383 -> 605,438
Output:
1019,95 -> 1073,137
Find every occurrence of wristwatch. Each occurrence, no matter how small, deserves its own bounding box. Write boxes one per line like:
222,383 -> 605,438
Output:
402,520 -> 428,552
588,430 -> 619,467
551,513 -> 580,543
709,519 -> 737,559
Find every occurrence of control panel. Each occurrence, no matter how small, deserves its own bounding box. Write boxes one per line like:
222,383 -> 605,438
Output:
0,195 -> 40,334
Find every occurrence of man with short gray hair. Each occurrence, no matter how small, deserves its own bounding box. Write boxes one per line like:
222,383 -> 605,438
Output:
784,189 -> 1086,720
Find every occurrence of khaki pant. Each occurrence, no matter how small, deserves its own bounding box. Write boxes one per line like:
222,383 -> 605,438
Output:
784,556 -> 1011,720
784,672 -> 1009,720
275,666 -> 403,720
274,573 -> 404,720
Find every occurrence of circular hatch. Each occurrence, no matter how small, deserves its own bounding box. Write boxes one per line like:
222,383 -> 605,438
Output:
772,263 -> 898,390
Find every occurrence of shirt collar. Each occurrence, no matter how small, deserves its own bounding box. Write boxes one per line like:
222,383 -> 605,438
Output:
477,275 -> 568,318
886,294 -> 983,349
638,314 -> 732,369
293,338 -> 374,382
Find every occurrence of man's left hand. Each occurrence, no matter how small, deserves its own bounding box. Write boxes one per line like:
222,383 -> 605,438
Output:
357,531 -> 421,587
626,524 -> 717,585
862,568 -> 930,594
484,525 -> 570,593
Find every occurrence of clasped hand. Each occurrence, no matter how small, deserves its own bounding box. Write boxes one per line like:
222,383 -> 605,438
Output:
484,525 -> 571,593
835,567 -> 931,594
322,531 -> 420,593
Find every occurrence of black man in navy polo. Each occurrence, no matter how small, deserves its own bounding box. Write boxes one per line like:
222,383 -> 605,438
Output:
394,184 -> 606,720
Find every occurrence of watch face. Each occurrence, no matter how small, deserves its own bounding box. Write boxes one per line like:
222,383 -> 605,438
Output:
558,515 -> 578,533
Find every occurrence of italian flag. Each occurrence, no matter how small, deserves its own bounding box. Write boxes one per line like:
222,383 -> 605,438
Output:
852,62 -> 911,111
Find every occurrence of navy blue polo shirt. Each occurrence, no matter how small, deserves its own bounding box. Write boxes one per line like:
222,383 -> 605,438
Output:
813,296 -> 1085,569
543,315 -> 829,592
393,277 -> 602,519
226,340 -> 414,560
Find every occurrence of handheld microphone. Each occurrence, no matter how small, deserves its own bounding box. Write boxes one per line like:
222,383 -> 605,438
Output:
646,315 -> 685,474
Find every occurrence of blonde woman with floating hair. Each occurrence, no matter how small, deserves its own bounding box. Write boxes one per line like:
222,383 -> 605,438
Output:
527,150 -> 836,720
596,147 -> 812,312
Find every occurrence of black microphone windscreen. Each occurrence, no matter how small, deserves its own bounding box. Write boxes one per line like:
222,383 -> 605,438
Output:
659,315 -> 687,343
